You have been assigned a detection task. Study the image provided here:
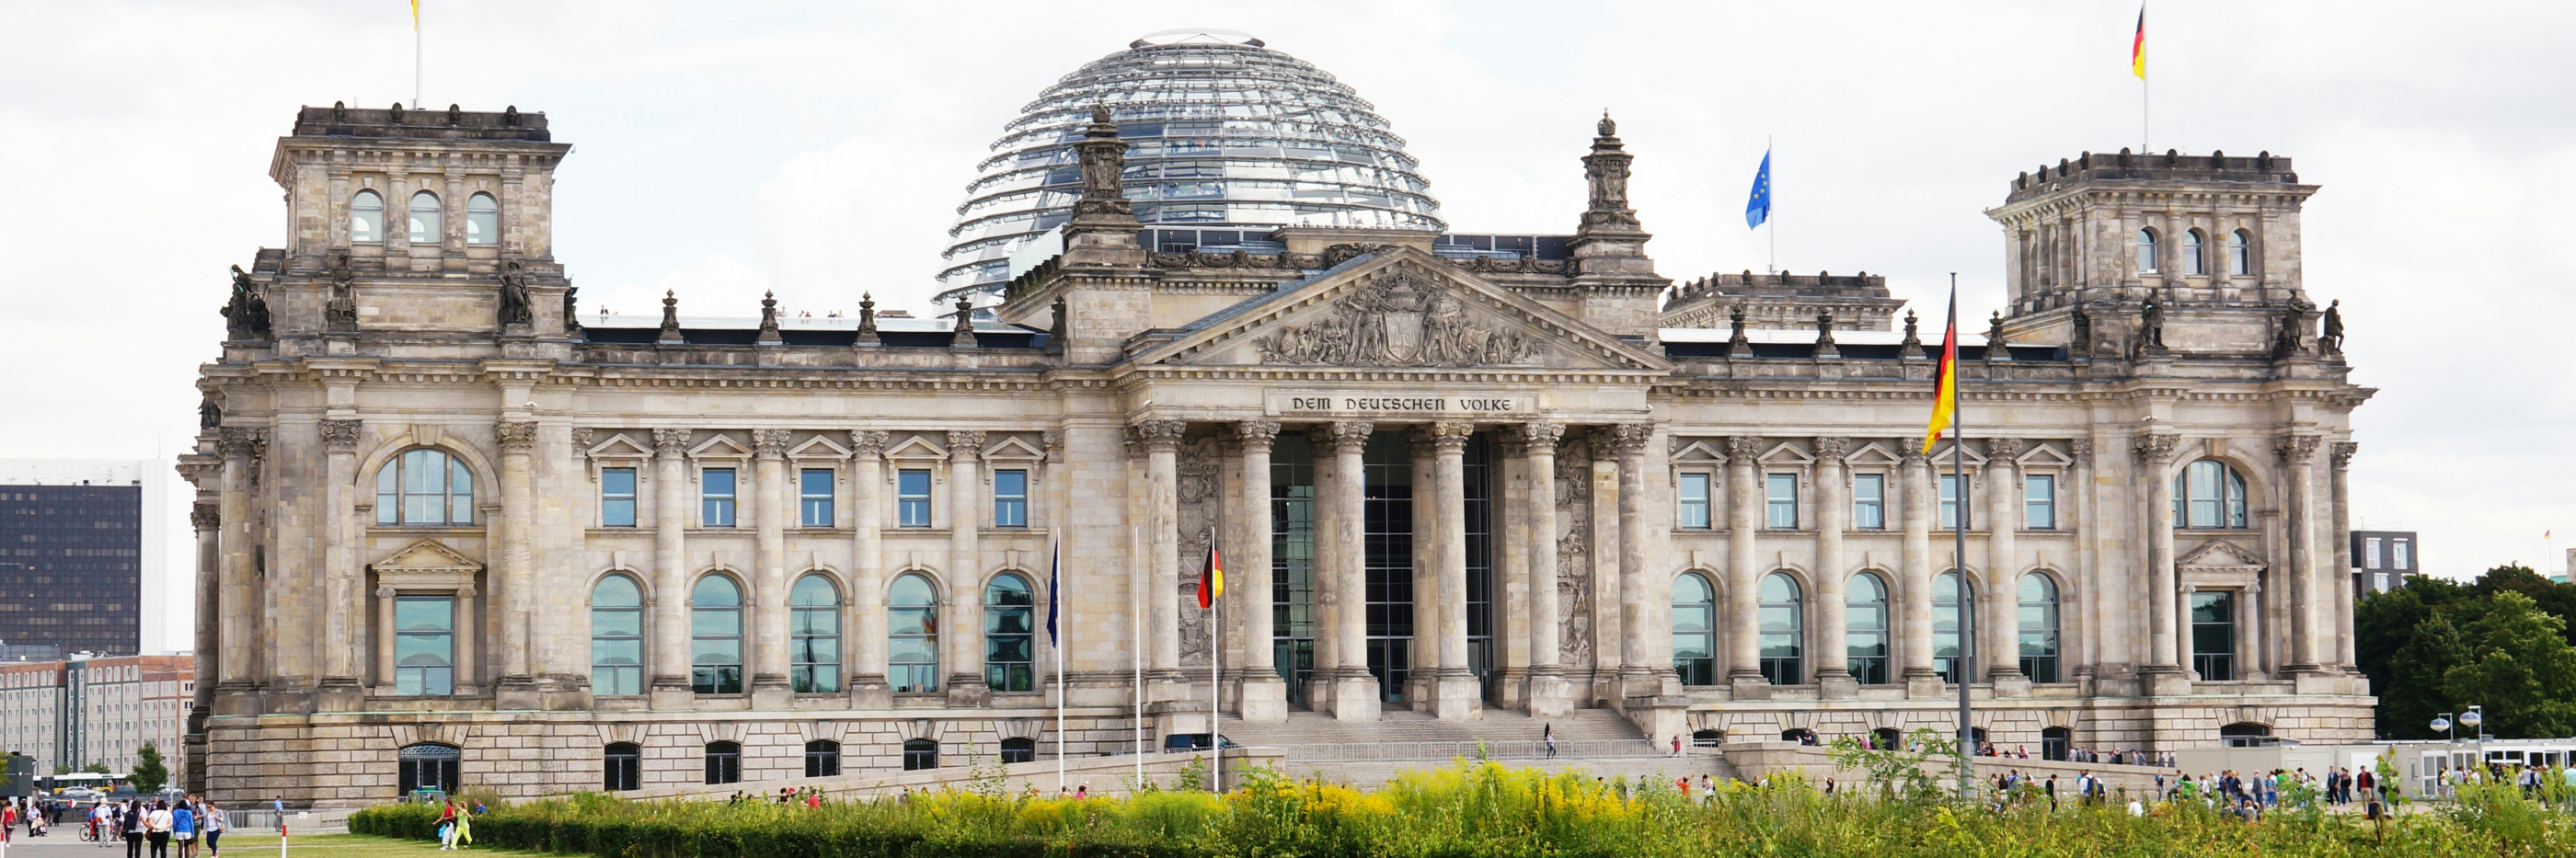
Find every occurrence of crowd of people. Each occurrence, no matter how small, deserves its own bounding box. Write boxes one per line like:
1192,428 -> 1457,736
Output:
0,795 -> 235,857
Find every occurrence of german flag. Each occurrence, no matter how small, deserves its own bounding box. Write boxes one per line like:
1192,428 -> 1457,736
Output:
1197,546 -> 1224,609
2131,6 -> 2147,80
1920,287 -> 1959,454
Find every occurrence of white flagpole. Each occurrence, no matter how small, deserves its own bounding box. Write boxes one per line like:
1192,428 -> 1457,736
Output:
1209,527 -> 1222,795
1053,529 -> 1065,795
412,2 -> 422,109
1131,523 -> 1144,790
1767,135 -> 1777,275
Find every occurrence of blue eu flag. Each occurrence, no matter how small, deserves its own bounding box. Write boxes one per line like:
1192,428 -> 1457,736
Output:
1745,149 -> 1773,229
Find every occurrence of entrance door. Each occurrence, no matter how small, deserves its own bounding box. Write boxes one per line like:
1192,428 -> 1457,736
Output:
1363,432 -> 1414,704
1271,433 -> 1317,708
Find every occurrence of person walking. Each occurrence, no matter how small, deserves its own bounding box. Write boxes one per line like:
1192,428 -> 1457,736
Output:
201,802 -> 224,858
144,801 -> 173,858
169,799 -> 196,858
436,801 -> 459,851
122,801 -> 145,858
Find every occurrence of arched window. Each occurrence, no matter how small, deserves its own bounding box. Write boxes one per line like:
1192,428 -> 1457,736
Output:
603,742 -> 640,791
2219,722 -> 2271,747
1757,572 -> 1804,686
1846,572 -> 1891,685
703,740 -> 741,784
1870,727 -> 1903,750
1671,573 -> 1717,687
374,449 -> 474,525
2134,228 -> 2160,274
351,190 -> 385,243
1000,737 -> 1037,764
466,193 -> 498,246
2183,229 -> 2208,275
1933,571 -> 1970,683
888,573 -> 940,693
986,573 -> 1036,692
396,743 -> 461,797
2229,229 -> 2253,276
690,576 -> 743,694
789,574 -> 841,693
2018,574 -> 2061,683
901,738 -> 938,771
1780,728 -> 1817,744
1691,729 -> 1726,748
590,574 -> 644,695
408,191 -> 443,244
803,739 -> 841,778
2040,726 -> 2072,761
2172,460 -> 2249,529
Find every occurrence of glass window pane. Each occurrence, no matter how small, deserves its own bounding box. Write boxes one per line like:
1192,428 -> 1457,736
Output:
592,608 -> 641,636
694,608 -> 742,636
2024,475 -> 2054,530
395,597 -> 453,631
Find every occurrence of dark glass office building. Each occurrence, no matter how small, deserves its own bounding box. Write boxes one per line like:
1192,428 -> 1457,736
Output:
0,477 -> 144,655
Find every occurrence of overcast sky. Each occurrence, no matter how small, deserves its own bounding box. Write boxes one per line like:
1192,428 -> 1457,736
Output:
3,1 -> 2570,649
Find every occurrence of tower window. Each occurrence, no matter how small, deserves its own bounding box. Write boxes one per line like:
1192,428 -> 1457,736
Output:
2230,230 -> 2253,276
1676,473 -> 1711,530
2184,230 -> 2208,275
466,193 -> 498,246
2134,228 -> 2160,274
351,190 -> 385,243
408,191 -> 442,244
2172,460 -> 2249,529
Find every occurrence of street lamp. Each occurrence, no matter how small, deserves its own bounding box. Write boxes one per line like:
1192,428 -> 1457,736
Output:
2432,713 -> 2455,742
2462,706 -> 2485,778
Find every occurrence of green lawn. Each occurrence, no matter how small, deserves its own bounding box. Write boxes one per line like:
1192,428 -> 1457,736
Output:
207,833 -> 542,856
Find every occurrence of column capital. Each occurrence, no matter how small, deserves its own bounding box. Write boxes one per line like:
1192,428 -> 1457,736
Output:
1321,421 -> 1374,454
496,420 -> 540,453
1984,438 -> 2025,462
945,430 -> 987,459
217,426 -> 268,460
1812,436 -> 1850,461
1901,437 -> 1929,463
1133,419 -> 1186,452
375,586 -> 398,599
321,419 -> 366,452
1232,419 -> 1282,453
190,502 -> 220,531
2329,440 -> 2358,469
1041,429 -> 1065,458
1421,421 -> 1470,453
752,429 -> 793,459
2070,438 -> 2096,464
2274,434 -> 2322,463
1721,433 -> 1761,461
848,429 -> 891,458
651,428 -> 691,456
1519,421 -> 1565,454
2132,433 -> 2180,464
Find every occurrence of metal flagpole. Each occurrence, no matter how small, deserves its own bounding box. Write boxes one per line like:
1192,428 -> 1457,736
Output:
1767,135 -> 1777,275
412,1 -> 422,109
1210,527 -> 1222,795
1132,523 -> 1144,790
1054,529 -> 1065,795
1952,272 -> 1975,800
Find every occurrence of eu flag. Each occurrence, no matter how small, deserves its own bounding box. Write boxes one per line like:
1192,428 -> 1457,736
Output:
1044,538 -> 1061,646
1745,149 -> 1773,229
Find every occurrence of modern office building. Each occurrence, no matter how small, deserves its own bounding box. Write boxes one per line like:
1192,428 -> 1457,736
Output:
189,34 -> 2375,805
0,459 -> 172,656
0,655 -> 193,782
2349,530 -> 2416,595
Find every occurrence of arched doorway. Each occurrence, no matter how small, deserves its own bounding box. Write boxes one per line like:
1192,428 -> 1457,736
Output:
396,743 -> 460,798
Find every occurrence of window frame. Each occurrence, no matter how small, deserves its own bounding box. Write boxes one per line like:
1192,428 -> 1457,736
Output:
888,573 -> 941,693
803,739 -> 841,778
1851,473 -> 1886,531
1938,473 -> 1968,531
465,192 -> 499,246
985,573 -> 1036,692
789,574 -> 842,693
690,575 -> 745,695
2184,229 -> 2208,275
897,469 -> 934,528
999,737 -> 1037,764
704,741 -> 742,785
2018,573 -> 2062,683
374,448 -> 476,527
408,190 -> 443,245
392,594 -> 456,696
901,738 -> 938,771
601,467 -> 638,528
2229,229 -> 2254,276
992,468 -> 1029,529
1671,572 -> 1717,687
1676,472 -> 1712,530
2023,473 -> 2056,531
1756,572 -> 1804,686
1764,473 -> 1799,531
590,574 -> 645,696
1846,571 -> 1891,684
1933,571 -> 1970,684
2191,589 -> 2237,681
604,742 -> 641,792
351,189 -> 385,244
2172,459 -> 2249,530
2135,228 -> 2161,274
700,467 -> 738,528
799,468 -> 834,528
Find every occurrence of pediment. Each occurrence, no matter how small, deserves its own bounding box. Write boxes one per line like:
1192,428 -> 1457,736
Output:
883,434 -> 948,460
788,435 -> 851,460
2016,444 -> 2076,468
1845,442 -> 1904,467
585,432 -> 653,461
1670,439 -> 1727,464
1135,248 -> 1667,372
2179,539 -> 2267,570
374,538 -> 481,574
688,434 -> 752,459
982,436 -> 1046,461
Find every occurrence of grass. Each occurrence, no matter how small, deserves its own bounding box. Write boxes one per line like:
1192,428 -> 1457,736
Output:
185,833 -> 553,856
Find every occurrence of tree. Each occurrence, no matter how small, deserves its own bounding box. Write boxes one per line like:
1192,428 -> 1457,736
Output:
2442,591 -> 2576,738
130,741 -> 169,794
2383,611 -> 2469,738
82,761 -> 110,775
2472,564 -> 2576,649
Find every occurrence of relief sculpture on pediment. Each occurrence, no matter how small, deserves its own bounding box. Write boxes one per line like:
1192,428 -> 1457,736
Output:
1254,267 -> 1542,368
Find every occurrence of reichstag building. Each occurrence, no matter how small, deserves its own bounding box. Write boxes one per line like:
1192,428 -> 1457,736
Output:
182,30 -> 2374,804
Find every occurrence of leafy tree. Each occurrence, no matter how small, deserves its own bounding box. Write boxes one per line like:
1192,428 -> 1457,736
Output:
55,764 -> 75,775
2442,591 -> 2576,738
2472,564 -> 2576,648
82,761 -> 110,774
130,741 -> 169,794
2383,612 -> 2469,738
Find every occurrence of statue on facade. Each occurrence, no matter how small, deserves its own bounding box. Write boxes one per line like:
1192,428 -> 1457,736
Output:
198,393 -> 223,430
561,285 -> 581,333
2137,291 -> 2166,352
323,250 -> 359,331
2069,305 -> 2094,356
498,260 -> 534,326
1583,114 -> 1632,214
2271,303 -> 2306,360
2319,299 -> 2344,354
220,264 -> 271,340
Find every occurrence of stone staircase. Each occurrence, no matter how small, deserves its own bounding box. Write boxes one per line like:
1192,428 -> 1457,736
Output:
1217,707 -> 1745,791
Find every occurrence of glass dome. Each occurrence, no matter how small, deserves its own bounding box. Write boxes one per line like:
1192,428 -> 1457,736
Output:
937,30 -> 1445,302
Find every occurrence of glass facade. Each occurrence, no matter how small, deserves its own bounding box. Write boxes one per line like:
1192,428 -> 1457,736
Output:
1271,433 -> 1317,704
1846,572 -> 1890,684
0,484 -> 141,654
1362,432 -> 1414,704
937,30 -> 1443,301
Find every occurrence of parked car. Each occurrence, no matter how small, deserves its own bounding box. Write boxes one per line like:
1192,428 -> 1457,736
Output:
1161,733 -> 1244,753
58,787 -> 103,801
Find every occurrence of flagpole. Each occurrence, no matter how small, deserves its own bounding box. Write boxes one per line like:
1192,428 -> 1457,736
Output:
1208,528 -> 1224,795
1053,529 -> 1065,795
1767,135 -> 1777,275
1951,272 -> 1975,800
412,2 -> 422,110
1132,523 -> 1144,790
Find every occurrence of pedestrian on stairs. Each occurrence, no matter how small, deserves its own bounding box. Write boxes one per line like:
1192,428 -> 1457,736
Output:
1671,735 -> 1683,757
1544,725 -> 1558,760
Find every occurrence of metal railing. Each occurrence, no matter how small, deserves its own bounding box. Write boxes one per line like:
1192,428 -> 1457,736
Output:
1268,738 -> 1669,763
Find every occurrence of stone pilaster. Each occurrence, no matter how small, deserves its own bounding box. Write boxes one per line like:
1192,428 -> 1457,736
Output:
2133,433 -> 2188,694
1321,421 -> 1379,721
1723,435 -> 1767,698
945,430 -> 989,705
187,497 -> 220,731
649,428 -> 694,708
1519,423 -> 1571,716
1137,420 -> 1188,688
750,429 -> 796,705
1233,420 -> 1287,723
1983,438 -> 2028,694
1610,424 -> 1666,703
1900,439 -> 1941,697
214,427 -> 265,715
1812,437 -> 1856,698
2329,441 -> 2359,672
848,430 -> 891,706
1429,422 -> 1481,720
2278,434 -> 2327,680
1406,429 -> 1440,705
316,419 -> 368,711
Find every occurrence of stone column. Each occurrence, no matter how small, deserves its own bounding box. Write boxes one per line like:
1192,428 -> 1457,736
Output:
1900,440 -> 1940,696
1137,420 -> 1187,687
2134,434 -> 2186,691
213,429 -> 264,713
316,419 -> 365,709
2330,442 -> 2359,670
1813,438 -> 1855,697
1429,422 -> 1480,719
1305,427 -> 1342,709
2070,439 -> 2100,682
1983,438 -> 2026,691
945,430 -> 989,704
1520,423 -> 1571,715
1323,421 -> 1379,720
1721,437 -> 1766,694
2278,435 -> 2325,675
489,420 -> 539,705
750,429 -> 796,704
1611,424 -> 1662,702
1407,429 -> 1440,706
374,585 -> 398,688
454,583 -> 479,690
848,431 -> 890,704
190,500 -> 220,723
1235,421 -> 1287,722
649,429 -> 693,707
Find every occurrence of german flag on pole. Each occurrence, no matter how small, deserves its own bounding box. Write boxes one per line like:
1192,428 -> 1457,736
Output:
1197,545 -> 1224,609
2131,6 -> 2147,79
1920,287 -> 1960,454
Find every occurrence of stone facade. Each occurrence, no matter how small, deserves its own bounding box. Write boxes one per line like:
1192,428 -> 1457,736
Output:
183,108 -> 2373,806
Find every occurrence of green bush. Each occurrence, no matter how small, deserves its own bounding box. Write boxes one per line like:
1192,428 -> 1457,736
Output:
351,760 -> 2576,857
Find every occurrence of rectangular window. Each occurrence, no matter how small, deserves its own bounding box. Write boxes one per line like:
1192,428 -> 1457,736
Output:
2191,590 -> 2237,681
392,595 -> 454,696
601,468 -> 638,528
1852,474 -> 1885,530
1765,474 -> 1798,530
1938,474 -> 1968,530
2393,539 -> 2411,571
993,469 -> 1029,528
2363,538 -> 2382,569
2024,474 -> 2056,530
897,469 -> 933,528
1676,473 -> 1711,529
799,468 -> 834,528
701,468 -> 736,528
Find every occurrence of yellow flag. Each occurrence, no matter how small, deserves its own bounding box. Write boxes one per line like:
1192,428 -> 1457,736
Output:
2131,7 -> 2146,80
412,0 -> 420,31
1920,288 -> 1959,454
